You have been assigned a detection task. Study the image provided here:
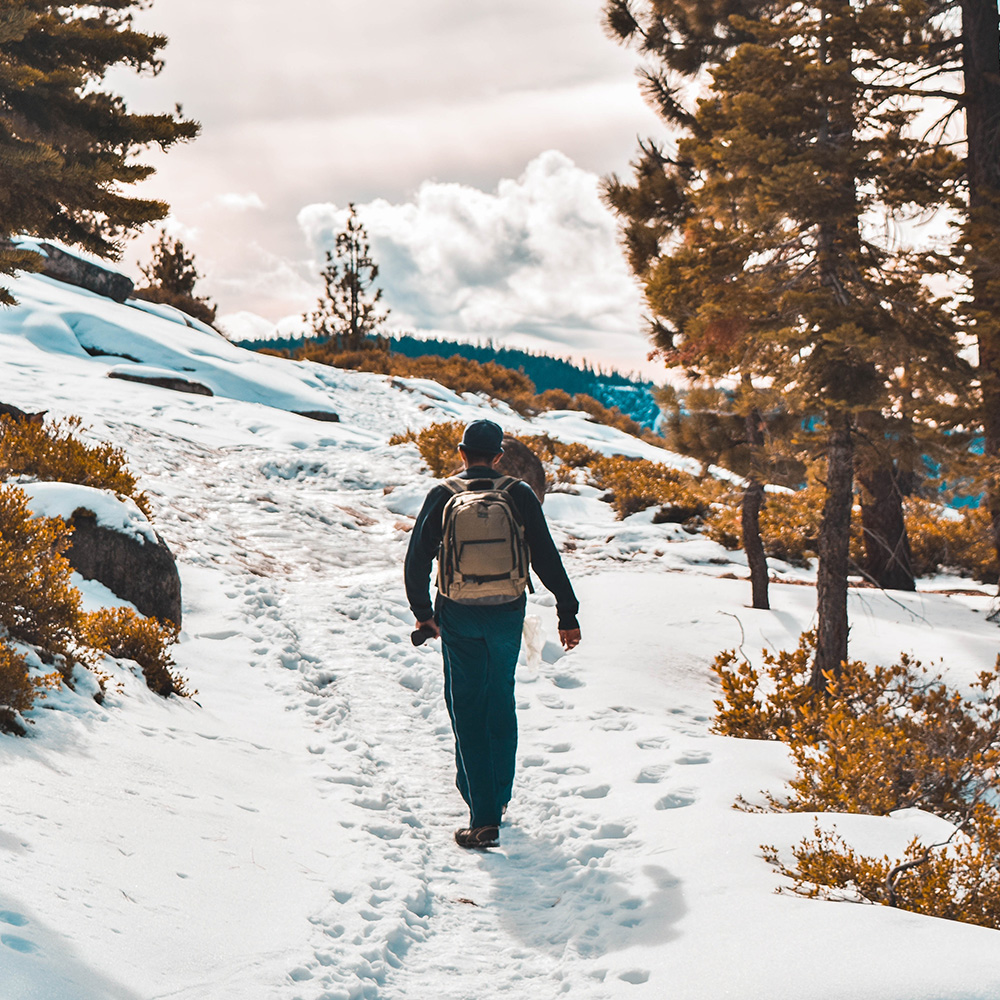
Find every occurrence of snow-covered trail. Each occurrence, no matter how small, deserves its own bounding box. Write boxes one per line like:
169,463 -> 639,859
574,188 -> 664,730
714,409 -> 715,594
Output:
4,294 -> 1000,998
111,410 -> 1000,1000
117,412 -> 703,999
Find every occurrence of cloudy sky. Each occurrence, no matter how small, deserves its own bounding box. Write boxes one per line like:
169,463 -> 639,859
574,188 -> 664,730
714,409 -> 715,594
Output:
111,0 -> 666,376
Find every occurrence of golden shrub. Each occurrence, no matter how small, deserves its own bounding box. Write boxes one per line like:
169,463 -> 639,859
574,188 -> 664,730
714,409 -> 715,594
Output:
392,423 -> 465,477
713,632 -> 1000,822
80,607 -> 191,698
906,499 -> 997,582
720,633 -> 1000,930
768,806 -> 1000,930
0,639 -> 35,732
0,415 -> 151,518
0,485 -> 82,668
514,435 -> 602,471
298,346 -> 540,414
587,454 -> 722,520
535,388 -> 573,410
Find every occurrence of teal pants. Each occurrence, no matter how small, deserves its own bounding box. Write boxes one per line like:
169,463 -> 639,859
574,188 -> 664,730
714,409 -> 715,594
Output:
439,596 -> 525,828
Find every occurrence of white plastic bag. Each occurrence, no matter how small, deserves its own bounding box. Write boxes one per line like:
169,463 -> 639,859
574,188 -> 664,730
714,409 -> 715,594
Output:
519,614 -> 544,681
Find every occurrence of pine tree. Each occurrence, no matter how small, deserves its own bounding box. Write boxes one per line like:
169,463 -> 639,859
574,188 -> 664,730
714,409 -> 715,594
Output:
134,231 -> 217,326
306,204 -> 388,351
0,1 -> 198,305
954,0 -> 1000,582
604,0 -> 970,686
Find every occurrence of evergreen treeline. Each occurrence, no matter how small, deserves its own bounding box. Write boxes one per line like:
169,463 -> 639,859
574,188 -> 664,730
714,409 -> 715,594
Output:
239,333 -> 662,427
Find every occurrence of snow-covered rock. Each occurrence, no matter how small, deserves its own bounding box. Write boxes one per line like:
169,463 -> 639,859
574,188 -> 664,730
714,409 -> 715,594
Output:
22,483 -> 181,625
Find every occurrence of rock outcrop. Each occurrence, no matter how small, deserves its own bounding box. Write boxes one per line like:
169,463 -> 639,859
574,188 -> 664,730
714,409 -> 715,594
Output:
499,435 -> 546,502
108,371 -> 214,396
67,512 -> 183,627
36,242 -> 134,303
0,401 -> 45,424
294,410 -> 341,422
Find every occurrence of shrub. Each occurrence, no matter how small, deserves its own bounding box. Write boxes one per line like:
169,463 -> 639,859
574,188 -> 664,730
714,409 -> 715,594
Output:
299,345 -> 540,414
712,632 -> 1000,821
300,345 -> 672,444
0,485 -> 81,668
0,415 -> 151,518
716,633 -> 1000,930
766,807 -> 1000,930
587,454 -> 722,520
80,607 -> 191,698
0,639 -> 34,733
391,420 -> 996,582
568,393 -> 647,439
390,423 -> 465,477
906,499 -> 997,582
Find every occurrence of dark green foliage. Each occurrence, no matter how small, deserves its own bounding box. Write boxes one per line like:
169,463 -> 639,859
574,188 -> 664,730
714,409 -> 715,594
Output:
244,333 -> 662,428
306,205 -> 388,350
604,0 -> 971,682
0,1 -> 199,302
134,230 -> 217,326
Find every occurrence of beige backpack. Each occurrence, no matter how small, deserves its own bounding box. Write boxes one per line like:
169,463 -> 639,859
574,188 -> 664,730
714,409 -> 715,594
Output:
437,476 -> 530,604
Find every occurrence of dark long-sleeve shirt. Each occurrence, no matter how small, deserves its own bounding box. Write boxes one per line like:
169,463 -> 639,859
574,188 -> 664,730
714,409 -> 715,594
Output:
404,466 -> 580,630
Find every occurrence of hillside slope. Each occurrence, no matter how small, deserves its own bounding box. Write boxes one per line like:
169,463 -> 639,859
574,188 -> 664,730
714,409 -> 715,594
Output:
0,271 -> 998,999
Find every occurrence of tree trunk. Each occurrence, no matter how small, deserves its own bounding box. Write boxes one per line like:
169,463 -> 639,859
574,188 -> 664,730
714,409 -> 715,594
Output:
962,0 -> 1000,580
742,407 -> 770,609
812,411 -> 854,692
859,462 -> 915,591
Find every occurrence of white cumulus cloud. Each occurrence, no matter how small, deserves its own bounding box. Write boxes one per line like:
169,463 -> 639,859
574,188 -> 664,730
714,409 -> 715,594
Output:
213,192 -> 266,212
297,151 -> 647,371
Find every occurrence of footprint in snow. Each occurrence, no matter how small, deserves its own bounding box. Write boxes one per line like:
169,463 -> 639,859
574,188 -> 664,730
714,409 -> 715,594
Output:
636,736 -> 670,751
619,969 -> 651,985
552,673 -> 584,689
676,751 -> 712,765
655,789 -> 697,810
596,822 -> 632,840
636,764 -> 671,783
545,763 -> 590,775
537,693 -> 570,710
0,912 -> 28,927
1,933 -> 38,955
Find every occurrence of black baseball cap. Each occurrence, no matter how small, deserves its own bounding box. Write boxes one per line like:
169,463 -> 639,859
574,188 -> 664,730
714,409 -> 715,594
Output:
458,419 -> 504,455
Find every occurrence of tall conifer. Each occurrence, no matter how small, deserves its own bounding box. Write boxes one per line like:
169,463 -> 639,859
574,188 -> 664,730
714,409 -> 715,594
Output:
134,231 -> 217,327
306,205 -> 388,351
0,1 -> 198,304
605,0 -> 969,685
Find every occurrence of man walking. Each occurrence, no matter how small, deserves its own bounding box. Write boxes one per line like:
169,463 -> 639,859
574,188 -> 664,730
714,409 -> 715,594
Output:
405,419 -> 581,849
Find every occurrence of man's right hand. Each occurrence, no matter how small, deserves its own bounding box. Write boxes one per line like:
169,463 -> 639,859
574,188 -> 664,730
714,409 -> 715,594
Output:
417,618 -> 440,638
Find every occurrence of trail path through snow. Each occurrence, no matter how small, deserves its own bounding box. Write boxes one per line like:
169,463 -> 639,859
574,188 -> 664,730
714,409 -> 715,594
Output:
3,312 -> 1000,998
122,415 -> 696,998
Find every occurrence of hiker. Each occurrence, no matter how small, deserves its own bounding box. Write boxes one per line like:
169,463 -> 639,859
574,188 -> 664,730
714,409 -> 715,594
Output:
404,418 -> 581,849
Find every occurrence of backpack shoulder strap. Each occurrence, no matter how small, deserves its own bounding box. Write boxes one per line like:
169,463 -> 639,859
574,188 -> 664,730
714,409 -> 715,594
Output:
442,476 -> 469,495
492,475 -> 519,493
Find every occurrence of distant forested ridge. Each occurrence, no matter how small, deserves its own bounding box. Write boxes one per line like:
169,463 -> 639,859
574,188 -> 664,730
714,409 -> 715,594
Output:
238,333 -> 662,428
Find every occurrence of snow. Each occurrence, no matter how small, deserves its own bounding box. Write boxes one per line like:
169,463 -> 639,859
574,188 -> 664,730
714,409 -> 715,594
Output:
21,482 -> 157,545
0,270 -> 998,999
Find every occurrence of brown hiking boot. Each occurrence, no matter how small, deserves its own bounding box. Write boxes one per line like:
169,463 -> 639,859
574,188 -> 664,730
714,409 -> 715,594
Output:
454,825 -> 499,849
